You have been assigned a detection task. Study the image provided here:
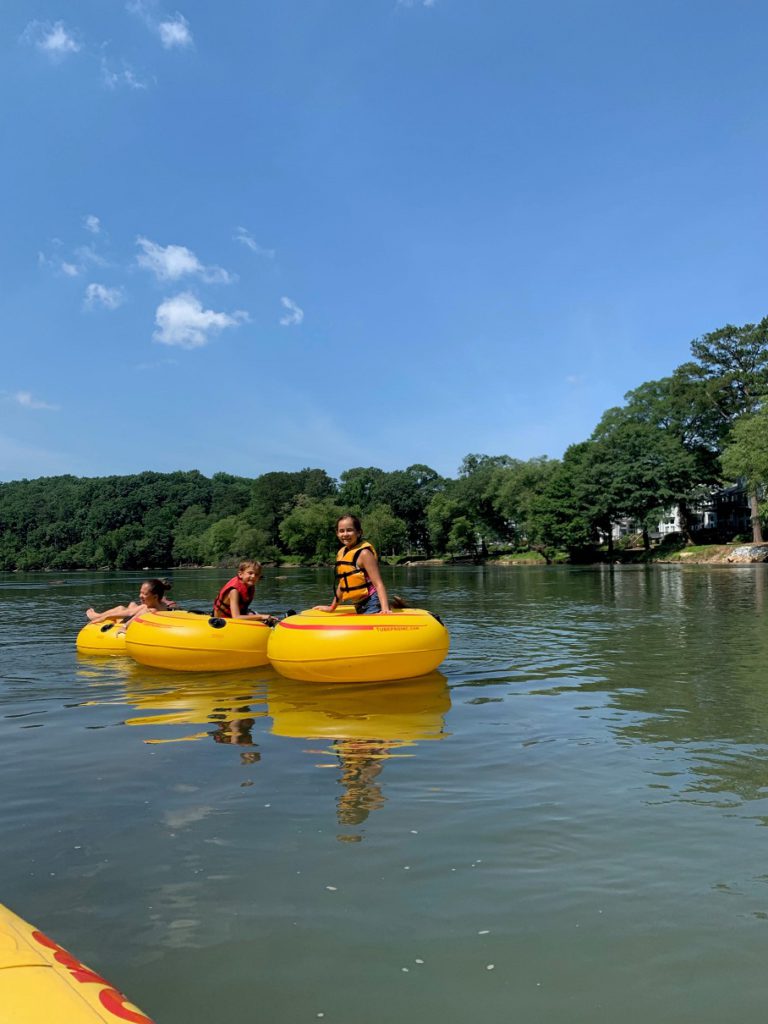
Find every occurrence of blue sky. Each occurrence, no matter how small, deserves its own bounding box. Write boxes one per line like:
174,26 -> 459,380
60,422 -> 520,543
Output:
2,0 -> 767,484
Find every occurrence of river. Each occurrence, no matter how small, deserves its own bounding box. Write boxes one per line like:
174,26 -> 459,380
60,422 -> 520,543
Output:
2,564 -> 768,1022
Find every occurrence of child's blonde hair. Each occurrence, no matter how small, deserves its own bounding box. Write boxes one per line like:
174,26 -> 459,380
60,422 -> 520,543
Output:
238,560 -> 262,575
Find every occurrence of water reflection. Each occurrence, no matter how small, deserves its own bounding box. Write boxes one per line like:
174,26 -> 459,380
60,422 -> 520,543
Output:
268,674 -> 451,840
80,661 -> 270,749
81,660 -> 451,835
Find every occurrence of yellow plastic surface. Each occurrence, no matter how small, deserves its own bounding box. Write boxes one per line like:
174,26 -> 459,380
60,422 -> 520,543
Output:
76,620 -> 127,656
0,903 -> 153,1024
125,609 -> 270,671
267,606 -> 450,683
268,673 -> 450,740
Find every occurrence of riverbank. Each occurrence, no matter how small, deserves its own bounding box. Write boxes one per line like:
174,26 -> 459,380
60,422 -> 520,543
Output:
403,542 -> 768,567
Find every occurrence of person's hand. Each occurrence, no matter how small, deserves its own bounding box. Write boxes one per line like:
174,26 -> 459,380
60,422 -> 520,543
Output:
313,604 -> 334,612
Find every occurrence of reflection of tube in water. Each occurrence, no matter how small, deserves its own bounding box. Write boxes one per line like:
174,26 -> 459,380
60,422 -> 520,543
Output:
267,671 -> 450,743
268,673 -> 451,836
108,664 -> 269,743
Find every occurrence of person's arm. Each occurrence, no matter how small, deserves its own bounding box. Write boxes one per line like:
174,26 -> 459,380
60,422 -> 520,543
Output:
115,603 -> 149,632
314,586 -> 340,613
357,549 -> 390,613
226,591 -> 271,620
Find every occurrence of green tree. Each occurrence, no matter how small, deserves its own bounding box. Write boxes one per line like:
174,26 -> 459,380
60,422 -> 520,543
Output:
363,504 -> 408,556
620,369 -> 722,541
371,465 -> 444,553
590,411 -> 697,551
426,491 -> 464,555
200,517 -> 269,563
337,467 -> 386,513
172,504 -> 214,564
533,443 -> 601,560
687,316 -> 768,542
721,407 -> 768,529
248,469 -> 336,548
492,457 -> 560,550
453,454 -> 516,552
279,497 -> 344,561
447,516 -> 478,557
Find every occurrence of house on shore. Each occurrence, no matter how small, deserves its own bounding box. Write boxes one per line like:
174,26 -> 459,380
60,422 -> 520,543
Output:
610,481 -> 752,542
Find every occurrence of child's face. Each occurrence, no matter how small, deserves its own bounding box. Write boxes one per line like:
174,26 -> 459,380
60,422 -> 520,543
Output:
239,566 -> 261,586
336,518 -> 361,545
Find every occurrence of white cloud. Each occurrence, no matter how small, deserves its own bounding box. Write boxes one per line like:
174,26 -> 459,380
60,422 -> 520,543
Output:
100,58 -> 151,90
83,214 -> 101,234
84,283 -> 125,310
158,14 -> 193,49
38,252 -> 80,276
13,391 -> 59,411
39,238 -> 109,279
23,20 -> 81,58
279,296 -> 304,327
127,3 -> 194,49
154,292 -> 248,349
234,227 -> 275,258
136,237 -> 233,284
74,244 -> 108,268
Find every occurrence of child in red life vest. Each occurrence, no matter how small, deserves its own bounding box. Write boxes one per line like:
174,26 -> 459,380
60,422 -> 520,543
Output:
213,560 -> 274,621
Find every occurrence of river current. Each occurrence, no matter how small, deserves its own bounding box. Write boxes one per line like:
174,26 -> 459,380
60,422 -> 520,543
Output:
2,565 -> 768,1022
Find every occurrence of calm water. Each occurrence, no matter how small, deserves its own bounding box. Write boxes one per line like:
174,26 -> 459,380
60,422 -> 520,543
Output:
3,565 -> 768,1022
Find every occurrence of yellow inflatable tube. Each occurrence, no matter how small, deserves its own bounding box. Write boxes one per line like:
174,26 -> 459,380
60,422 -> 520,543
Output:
267,606 -> 450,683
0,903 -> 154,1024
125,609 -> 270,671
76,620 -> 127,656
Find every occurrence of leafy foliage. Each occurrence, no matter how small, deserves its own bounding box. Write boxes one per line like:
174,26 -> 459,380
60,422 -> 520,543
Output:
2,314 -> 768,568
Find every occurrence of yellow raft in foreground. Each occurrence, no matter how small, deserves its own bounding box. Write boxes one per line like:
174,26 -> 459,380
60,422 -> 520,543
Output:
125,609 -> 270,671
0,903 -> 153,1024
75,620 -> 127,656
267,606 -> 450,683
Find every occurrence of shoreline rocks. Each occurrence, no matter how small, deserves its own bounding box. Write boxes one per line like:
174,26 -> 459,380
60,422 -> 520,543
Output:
726,545 -> 768,564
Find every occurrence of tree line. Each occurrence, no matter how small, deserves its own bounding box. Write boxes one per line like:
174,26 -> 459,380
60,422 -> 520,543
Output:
2,316 -> 767,571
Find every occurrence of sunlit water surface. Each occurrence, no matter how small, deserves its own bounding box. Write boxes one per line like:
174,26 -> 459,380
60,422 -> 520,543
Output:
2,565 -> 768,1022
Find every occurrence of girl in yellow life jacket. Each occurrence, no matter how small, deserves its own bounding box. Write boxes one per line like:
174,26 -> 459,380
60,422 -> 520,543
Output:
314,514 -> 392,615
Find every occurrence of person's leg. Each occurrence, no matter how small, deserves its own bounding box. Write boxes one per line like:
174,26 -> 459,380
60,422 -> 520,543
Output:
86,605 -> 132,623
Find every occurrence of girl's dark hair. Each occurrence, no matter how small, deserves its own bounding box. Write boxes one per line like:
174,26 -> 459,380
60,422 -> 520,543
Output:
336,514 -> 362,533
144,578 -> 172,597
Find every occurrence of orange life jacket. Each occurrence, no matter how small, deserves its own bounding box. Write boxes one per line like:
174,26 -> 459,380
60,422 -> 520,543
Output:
335,541 -> 377,603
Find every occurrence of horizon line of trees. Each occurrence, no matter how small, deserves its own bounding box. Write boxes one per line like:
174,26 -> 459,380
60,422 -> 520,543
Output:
2,315 -> 768,572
